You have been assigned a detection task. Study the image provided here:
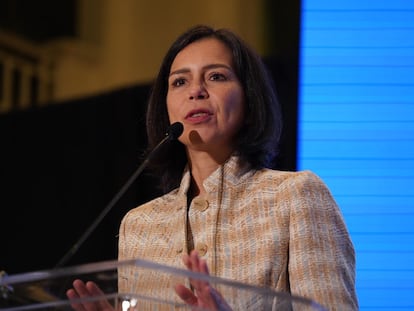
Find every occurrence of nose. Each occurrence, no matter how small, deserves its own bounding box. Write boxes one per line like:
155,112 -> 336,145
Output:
189,82 -> 208,100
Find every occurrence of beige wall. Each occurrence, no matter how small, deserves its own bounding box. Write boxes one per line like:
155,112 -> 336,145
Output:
49,0 -> 266,102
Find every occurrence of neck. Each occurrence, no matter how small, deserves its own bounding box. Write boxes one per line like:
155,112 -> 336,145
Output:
186,149 -> 232,196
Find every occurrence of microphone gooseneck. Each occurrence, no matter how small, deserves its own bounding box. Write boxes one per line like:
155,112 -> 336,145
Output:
54,122 -> 183,268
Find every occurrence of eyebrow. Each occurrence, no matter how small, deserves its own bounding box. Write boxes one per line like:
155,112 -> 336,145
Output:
169,63 -> 233,77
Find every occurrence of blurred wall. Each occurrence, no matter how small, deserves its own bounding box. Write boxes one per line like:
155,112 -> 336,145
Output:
50,0 -> 267,101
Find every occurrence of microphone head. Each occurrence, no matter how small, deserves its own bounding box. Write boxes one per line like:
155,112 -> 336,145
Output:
167,122 -> 184,140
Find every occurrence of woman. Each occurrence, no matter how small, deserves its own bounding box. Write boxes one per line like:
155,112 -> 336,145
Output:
68,25 -> 358,310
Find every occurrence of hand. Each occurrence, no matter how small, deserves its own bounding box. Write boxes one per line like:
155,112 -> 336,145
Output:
174,250 -> 233,311
66,279 -> 114,311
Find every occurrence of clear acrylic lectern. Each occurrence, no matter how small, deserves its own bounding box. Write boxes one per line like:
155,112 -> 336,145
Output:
0,258 -> 327,310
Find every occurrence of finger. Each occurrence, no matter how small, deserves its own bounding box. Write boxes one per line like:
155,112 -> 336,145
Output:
189,250 -> 201,272
174,284 -> 198,306
70,279 -> 109,311
182,253 -> 192,269
188,251 -> 210,291
85,281 -> 113,310
66,288 -> 80,300
66,282 -> 87,311
85,281 -> 105,296
190,250 -> 210,275
198,256 -> 210,275
72,279 -> 91,297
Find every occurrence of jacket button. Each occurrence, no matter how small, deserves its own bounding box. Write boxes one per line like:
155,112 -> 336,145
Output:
192,198 -> 209,211
195,243 -> 208,256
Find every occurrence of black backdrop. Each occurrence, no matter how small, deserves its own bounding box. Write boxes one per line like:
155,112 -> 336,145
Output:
0,56 -> 297,274
0,85 -> 159,273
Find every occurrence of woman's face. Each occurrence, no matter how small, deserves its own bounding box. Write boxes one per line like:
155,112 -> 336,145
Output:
166,37 -> 245,155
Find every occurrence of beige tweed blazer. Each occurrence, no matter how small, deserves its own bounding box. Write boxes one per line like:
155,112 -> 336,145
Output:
118,156 -> 358,310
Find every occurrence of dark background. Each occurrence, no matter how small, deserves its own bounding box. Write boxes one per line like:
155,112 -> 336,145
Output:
0,1 -> 300,274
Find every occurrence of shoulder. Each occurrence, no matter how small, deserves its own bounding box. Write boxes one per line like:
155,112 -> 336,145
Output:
253,169 -> 339,210
121,188 -> 182,222
251,169 -> 326,191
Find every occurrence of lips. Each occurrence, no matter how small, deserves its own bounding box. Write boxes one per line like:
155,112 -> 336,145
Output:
185,109 -> 213,122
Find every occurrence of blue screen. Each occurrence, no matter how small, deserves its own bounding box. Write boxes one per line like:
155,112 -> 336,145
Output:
298,1 -> 414,310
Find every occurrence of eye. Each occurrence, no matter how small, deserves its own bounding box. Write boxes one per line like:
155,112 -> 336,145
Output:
209,72 -> 227,81
171,77 -> 186,87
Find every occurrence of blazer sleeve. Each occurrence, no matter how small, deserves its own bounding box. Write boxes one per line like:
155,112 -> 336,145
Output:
286,171 -> 359,310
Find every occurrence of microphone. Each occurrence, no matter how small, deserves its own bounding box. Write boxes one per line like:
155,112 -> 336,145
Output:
54,122 -> 184,268
166,121 -> 184,140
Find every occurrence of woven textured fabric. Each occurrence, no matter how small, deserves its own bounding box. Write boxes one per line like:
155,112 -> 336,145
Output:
118,156 -> 358,310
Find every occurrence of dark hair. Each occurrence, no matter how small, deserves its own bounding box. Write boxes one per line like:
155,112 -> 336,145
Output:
145,24 -> 282,193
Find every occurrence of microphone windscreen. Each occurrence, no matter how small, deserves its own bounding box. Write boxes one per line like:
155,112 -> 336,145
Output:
167,122 -> 184,140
